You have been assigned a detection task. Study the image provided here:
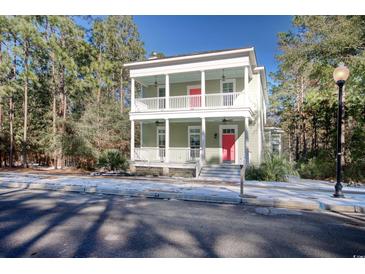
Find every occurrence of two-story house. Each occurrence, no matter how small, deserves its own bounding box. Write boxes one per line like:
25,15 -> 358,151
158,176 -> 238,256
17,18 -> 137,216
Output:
124,47 -> 269,179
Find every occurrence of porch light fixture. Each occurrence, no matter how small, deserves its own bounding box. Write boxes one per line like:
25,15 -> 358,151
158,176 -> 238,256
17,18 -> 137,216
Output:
332,63 -> 350,198
222,118 -> 232,123
154,76 -> 158,88
222,69 -> 226,81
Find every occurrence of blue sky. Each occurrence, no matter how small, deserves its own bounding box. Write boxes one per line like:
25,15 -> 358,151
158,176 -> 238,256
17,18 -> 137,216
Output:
76,16 -> 293,82
133,16 -> 293,81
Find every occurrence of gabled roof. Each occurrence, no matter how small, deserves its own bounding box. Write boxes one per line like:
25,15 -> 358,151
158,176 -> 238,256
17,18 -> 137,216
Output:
124,46 -> 257,68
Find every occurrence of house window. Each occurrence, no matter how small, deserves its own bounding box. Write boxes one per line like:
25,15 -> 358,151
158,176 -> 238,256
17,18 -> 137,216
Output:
188,127 -> 201,160
222,128 -> 235,134
157,86 -> 165,109
157,127 -> 165,160
222,81 -> 234,93
158,87 -> 165,97
221,79 -> 236,106
157,127 -> 165,148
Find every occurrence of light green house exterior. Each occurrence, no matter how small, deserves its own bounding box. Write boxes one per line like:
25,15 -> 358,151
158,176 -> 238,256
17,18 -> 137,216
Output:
141,120 -> 246,165
125,47 -> 270,176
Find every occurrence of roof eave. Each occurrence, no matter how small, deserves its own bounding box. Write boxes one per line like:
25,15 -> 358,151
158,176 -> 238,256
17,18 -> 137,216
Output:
124,47 -> 255,68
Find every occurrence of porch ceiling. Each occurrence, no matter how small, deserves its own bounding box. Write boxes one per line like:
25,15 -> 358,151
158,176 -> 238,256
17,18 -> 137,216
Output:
135,67 -> 245,86
139,117 -> 246,124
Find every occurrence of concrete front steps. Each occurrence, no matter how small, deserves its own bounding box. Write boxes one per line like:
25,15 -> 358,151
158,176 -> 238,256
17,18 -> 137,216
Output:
198,164 -> 241,182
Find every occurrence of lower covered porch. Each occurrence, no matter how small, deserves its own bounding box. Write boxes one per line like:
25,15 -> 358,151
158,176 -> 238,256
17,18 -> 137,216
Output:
130,117 -> 250,168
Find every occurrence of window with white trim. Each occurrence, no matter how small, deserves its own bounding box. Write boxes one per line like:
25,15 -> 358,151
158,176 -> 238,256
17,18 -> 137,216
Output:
188,127 -> 200,160
189,127 -> 201,149
157,127 -> 165,148
157,86 -> 165,109
222,128 -> 235,134
221,79 -> 236,106
222,80 -> 235,93
158,86 -> 165,97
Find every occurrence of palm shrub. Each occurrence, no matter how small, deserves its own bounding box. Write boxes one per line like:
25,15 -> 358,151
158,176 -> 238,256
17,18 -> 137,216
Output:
97,149 -> 129,172
246,153 -> 298,182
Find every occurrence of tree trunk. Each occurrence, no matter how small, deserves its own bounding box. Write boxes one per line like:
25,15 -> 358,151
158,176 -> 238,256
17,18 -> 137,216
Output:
97,48 -> 102,103
22,40 -> 29,168
294,117 -> 300,161
300,76 -> 307,160
59,66 -> 65,169
0,35 -> 2,131
302,118 -> 307,159
9,36 -> 16,168
0,38 -> 2,167
288,131 -> 292,162
120,68 -> 124,113
48,21 -> 58,169
0,98 -> 2,132
9,97 -> 14,168
312,114 -> 318,156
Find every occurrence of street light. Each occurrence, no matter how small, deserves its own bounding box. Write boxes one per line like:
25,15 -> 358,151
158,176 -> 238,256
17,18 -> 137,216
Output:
332,64 -> 350,198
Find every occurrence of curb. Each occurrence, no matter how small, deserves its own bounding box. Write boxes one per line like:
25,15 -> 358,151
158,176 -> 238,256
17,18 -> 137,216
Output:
320,202 -> 365,213
272,199 -> 320,211
178,194 -> 241,204
1,181 -> 364,213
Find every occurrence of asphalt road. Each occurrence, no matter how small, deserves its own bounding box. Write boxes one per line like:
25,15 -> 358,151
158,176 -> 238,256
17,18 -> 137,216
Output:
0,188 -> 364,258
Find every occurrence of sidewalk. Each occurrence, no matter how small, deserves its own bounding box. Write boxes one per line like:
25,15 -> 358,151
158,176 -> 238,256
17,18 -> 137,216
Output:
0,172 -> 364,213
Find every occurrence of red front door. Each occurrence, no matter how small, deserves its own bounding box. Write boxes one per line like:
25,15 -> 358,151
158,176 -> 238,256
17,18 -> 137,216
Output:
189,88 -> 201,108
222,134 -> 235,162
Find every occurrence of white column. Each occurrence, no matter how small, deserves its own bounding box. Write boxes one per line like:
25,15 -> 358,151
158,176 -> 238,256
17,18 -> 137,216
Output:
165,118 -> 169,163
131,78 -> 135,112
165,74 -> 170,109
200,117 -> 206,164
244,117 -> 249,166
244,66 -> 249,91
201,70 -> 206,107
130,120 -> 135,161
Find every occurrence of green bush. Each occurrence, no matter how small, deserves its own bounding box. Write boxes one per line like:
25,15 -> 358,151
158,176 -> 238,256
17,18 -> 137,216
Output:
246,153 -> 298,182
97,149 -> 129,172
245,165 -> 265,181
297,151 -> 335,180
344,160 -> 365,183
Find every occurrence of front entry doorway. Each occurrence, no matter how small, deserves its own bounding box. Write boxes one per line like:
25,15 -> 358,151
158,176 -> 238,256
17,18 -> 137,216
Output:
220,125 -> 237,164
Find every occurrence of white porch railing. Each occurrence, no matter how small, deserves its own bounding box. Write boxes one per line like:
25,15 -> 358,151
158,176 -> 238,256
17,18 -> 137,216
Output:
134,92 -> 252,112
134,147 -> 200,163
205,92 -> 242,108
134,97 -> 165,112
134,147 -> 165,162
169,148 -> 200,162
169,94 -> 202,109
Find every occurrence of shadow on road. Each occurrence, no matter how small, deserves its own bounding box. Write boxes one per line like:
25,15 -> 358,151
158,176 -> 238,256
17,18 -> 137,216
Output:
0,188 -> 364,258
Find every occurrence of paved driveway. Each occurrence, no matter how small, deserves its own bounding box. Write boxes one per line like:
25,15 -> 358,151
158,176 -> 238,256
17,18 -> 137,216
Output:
0,188 -> 364,257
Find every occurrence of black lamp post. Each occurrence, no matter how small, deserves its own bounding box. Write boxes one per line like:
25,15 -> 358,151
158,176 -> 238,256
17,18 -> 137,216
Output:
333,64 -> 350,198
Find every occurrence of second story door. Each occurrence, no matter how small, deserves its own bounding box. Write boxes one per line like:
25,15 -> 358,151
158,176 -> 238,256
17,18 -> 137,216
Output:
188,86 -> 201,108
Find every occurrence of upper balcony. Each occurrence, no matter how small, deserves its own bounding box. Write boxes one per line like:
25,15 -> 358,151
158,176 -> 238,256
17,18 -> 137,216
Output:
129,67 -> 258,120
134,91 -> 253,112
125,47 -> 267,120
